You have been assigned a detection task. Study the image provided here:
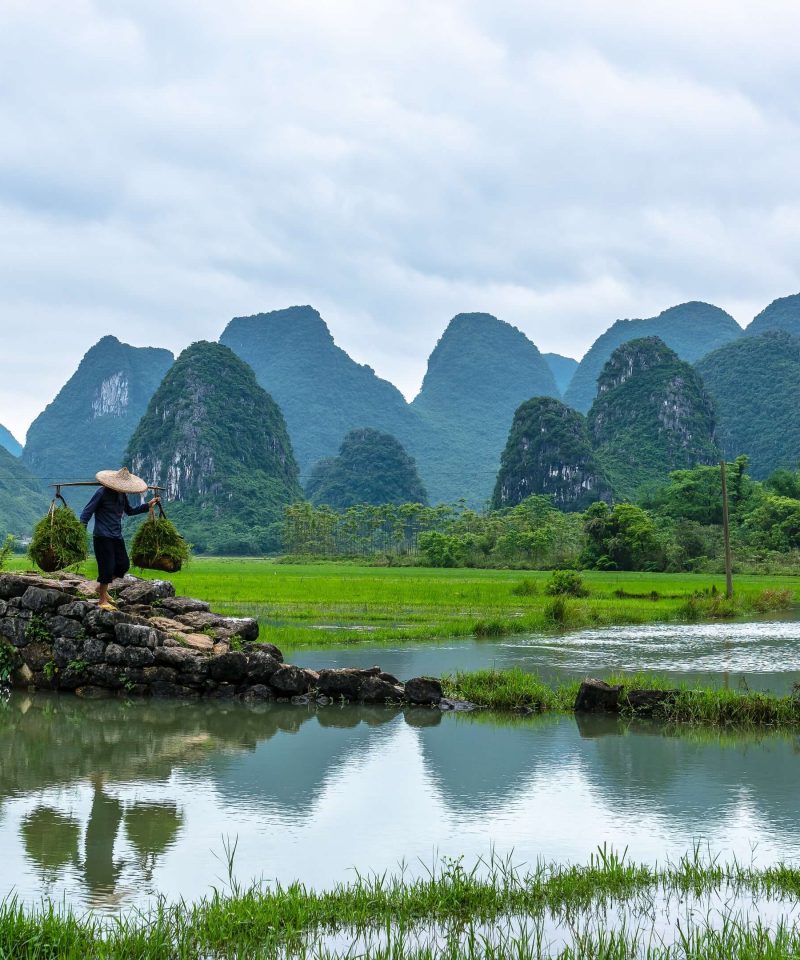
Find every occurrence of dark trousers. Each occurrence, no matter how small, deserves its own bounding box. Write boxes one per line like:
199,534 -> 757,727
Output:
93,536 -> 130,585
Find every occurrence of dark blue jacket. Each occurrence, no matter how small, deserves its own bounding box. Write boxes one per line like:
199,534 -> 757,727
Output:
80,487 -> 150,539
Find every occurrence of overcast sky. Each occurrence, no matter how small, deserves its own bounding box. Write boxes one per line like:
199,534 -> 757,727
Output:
2,1 -> 800,441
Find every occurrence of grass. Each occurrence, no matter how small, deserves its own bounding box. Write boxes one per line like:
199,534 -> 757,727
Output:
8,557 -> 797,652
4,848 -> 800,958
443,667 -> 800,727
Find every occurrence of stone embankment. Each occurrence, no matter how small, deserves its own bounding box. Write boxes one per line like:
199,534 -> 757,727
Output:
0,572 -> 446,706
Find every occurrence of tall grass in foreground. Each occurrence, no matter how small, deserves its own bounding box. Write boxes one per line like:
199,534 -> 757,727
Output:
3,849 -> 800,959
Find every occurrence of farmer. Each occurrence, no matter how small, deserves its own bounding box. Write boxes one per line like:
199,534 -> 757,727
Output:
80,467 -> 160,610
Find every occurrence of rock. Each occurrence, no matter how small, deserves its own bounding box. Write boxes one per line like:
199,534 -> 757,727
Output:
0,574 -> 59,600
141,665 -> 177,684
20,641 -> 53,671
57,601 -> 91,620
0,617 -> 29,648
122,646 -> 155,668
85,607 -> 133,633
104,643 -> 125,665
21,586 -> 65,614
182,633 -> 214,652
47,616 -> 84,640
359,676 -> 404,704
53,637 -> 81,668
88,664 -> 124,689
212,641 -> 230,656
438,698 -> 479,712
573,679 -> 622,713
246,651 -> 281,683
114,623 -> 159,649
83,637 -> 107,664
154,645 -> 202,669
117,579 -> 176,605
149,616 -> 191,634
405,677 -> 442,705
11,662 -> 33,687
159,596 -> 210,614
175,611 -> 223,631
215,617 -> 259,642
270,664 -> 316,696
207,652 -> 248,684
316,668 -> 373,699
57,664 -> 89,690
242,684 -> 274,702
207,683 -> 236,699
242,640 -> 284,662
379,672 -> 401,685
624,689 -> 679,715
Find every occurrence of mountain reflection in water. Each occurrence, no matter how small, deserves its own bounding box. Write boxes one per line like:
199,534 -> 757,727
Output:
2,691 -> 800,912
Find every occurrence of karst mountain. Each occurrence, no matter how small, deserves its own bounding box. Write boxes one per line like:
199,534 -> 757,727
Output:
306,428 -> 428,508
493,397 -> 611,511
564,302 -> 742,413
23,335 -> 173,497
0,425 -> 22,458
697,330 -> 800,478
125,341 -> 302,554
587,337 -> 720,499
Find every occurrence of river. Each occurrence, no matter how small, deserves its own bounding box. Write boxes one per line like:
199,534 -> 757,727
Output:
2,617 -> 800,914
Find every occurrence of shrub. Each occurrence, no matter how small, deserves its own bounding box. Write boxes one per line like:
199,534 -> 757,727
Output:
545,570 -> 589,598
28,505 -> 88,572
510,578 -> 538,597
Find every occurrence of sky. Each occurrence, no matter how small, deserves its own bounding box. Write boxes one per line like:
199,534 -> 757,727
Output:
1,1 -> 800,442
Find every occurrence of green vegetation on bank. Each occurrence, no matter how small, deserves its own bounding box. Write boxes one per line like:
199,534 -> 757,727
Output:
443,668 -> 800,726
4,850 -> 800,959
8,557 -> 795,651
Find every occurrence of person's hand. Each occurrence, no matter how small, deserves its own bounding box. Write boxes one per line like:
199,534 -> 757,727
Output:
151,496 -> 161,506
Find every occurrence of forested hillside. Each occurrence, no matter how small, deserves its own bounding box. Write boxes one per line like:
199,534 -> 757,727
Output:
696,330 -> 800,477
0,446 -> 49,537
588,337 -> 720,499
126,341 -> 302,554
564,302 -> 742,412
23,336 -> 173,493
306,428 -> 427,508
745,293 -> 800,338
493,397 -> 611,511
543,353 -> 578,395
0,425 -> 21,457
411,312 -> 559,505
220,306 -> 418,480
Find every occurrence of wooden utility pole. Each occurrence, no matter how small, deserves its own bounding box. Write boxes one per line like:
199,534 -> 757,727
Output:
720,460 -> 733,599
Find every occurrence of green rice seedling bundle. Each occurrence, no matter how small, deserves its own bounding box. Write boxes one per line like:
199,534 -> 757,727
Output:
131,507 -> 191,573
28,505 -> 88,572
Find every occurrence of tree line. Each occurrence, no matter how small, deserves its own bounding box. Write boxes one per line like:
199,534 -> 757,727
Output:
283,457 -> 800,573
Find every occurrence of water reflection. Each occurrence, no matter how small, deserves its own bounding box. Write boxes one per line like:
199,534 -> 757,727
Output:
2,692 -> 800,913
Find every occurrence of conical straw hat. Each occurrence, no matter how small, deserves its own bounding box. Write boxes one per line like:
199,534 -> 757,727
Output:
95,467 -> 148,494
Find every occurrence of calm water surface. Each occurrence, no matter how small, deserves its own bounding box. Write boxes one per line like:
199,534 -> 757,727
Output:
2,687 -> 800,914
290,619 -> 800,693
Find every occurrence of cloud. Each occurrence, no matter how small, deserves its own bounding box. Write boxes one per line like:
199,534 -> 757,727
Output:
1,0 -> 799,440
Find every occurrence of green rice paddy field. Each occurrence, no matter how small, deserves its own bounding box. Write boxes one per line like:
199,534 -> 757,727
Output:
11,557 -> 797,651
